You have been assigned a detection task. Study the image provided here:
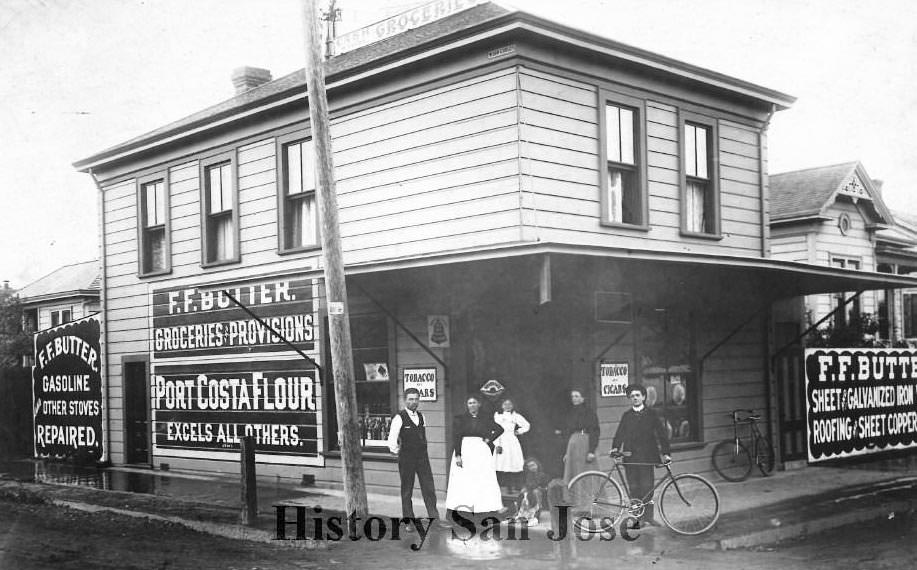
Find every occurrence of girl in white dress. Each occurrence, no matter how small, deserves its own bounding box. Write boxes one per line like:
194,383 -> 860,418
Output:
493,398 -> 531,493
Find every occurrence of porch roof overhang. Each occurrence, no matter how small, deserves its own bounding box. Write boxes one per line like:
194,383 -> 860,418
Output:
344,241 -> 917,298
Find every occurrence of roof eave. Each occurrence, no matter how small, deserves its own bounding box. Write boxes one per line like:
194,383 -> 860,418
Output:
73,11 -> 794,173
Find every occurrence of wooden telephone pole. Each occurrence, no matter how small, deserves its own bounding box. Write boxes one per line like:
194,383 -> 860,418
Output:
301,0 -> 368,517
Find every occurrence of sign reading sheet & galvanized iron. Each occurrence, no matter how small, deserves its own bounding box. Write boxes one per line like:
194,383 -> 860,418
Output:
805,348 -> 917,462
32,314 -> 105,461
151,275 -> 323,465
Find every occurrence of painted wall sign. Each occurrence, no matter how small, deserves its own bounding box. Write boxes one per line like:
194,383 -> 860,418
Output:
32,314 -> 104,460
427,315 -> 450,348
600,361 -> 629,397
151,276 -> 317,359
332,0 -> 487,55
805,348 -> 917,463
152,360 -> 321,459
403,367 -> 437,401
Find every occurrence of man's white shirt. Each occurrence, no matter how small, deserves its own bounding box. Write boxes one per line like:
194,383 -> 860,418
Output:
387,408 -> 421,454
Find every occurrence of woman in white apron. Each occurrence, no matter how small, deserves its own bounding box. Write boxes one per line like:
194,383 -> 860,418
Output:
493,398 -> 531,493
445,394 -> 505,514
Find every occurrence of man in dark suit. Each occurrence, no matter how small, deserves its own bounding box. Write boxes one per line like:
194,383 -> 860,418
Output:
387,388 -> 442,528
611,384 -> 672,527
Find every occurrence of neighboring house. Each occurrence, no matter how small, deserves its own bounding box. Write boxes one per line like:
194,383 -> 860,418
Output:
72,2 -> 917,488
18,260 -> 101,332
877,210 -> 917,342
770,162 -> 893,335
17,260 -> 101,367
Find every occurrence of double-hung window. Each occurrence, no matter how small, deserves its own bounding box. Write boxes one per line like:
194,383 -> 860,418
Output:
277,135 -> 319,252
831,256 -> 862,326
600,93 -> 646,227
50,308 -> 72,327
137,172 -> 170,276
681,113 -> 720,236
201,153 -> 238,265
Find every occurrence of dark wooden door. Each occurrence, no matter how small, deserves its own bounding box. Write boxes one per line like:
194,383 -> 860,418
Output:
123,361 -> 151,465
774,323 -> 806,462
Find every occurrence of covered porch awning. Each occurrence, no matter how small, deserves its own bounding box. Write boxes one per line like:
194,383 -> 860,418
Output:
345,240 -> 917,300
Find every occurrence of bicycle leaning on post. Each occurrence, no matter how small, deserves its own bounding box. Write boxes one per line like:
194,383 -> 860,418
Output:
567,450 -> 721,536
711,409 -> 775,482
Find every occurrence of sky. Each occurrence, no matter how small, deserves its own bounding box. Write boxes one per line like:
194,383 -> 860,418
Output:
1,0 -> 916,289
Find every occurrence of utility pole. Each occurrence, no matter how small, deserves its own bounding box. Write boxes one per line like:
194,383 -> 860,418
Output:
301,0 -> 368,517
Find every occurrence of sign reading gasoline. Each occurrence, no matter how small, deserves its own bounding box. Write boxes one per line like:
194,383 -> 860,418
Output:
805,348 -> 917,462
152,276 -> 317,359
32,314 -> 104,460
600,361 -> 629,397
403,368 -> 437,401
153,361 -> 320,456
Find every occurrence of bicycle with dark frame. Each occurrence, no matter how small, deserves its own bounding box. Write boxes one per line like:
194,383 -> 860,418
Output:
711,409 -> 775,482
567,450 -> 721,536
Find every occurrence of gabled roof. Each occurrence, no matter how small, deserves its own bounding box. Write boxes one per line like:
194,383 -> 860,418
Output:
74,1 -> 794,172
18,260 -> 100,305
769,161 -> 891,224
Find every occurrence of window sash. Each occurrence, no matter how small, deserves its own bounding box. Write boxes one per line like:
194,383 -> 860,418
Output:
685,180 -> 707,233
143,226 -> 166,273
207,162 -> 233,214
285,192 -> 318,249
684,124 -> 709,179
207,212 -> 234,261
605,104 -> 635,166
142,180 -> 165,227
285,140 -> 315,196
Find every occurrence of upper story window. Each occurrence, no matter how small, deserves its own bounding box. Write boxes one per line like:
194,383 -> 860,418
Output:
277,135 -> 319,252
51,308 -> 72,327
681,113 -> 720,237
200,153 -> 239,266
600,93 -> 647,228
137,172 -> 170,276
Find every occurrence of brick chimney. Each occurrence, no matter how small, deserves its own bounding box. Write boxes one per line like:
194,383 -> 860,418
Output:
231,67 -> 272,94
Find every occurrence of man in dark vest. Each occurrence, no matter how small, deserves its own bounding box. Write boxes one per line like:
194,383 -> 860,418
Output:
611,384 -> 671,527
387,387 -> 442,527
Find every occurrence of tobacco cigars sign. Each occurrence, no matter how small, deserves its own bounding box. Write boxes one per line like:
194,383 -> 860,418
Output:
152,361 -> 320,456
805,348 -> 917,462
152,277 -> 317,359
32,314 -> 104,460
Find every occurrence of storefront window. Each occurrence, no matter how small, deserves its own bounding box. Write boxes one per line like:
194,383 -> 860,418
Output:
325,314 -> 394,449
638,306 -> 697,443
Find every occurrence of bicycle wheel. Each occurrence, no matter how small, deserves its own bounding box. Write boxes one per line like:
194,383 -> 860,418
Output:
658,474 -> 720,535
756,436 -> 776,476
711,439 -> 752,482
567,471 -> 626,533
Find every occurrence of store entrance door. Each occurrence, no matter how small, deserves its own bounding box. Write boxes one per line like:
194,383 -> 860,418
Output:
123,360 -> 151,465
774,323 -> 807,462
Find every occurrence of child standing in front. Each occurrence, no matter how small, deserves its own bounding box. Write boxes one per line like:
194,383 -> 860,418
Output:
493,398 -> 531,494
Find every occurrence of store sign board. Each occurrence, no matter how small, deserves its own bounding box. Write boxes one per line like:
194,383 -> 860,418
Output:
151,276 -> 317,359
600,361 -> 629,397
32,314 -> 104,460
805,348 -> 917,463
152,361 -> 320,457
403,368 -> 437,401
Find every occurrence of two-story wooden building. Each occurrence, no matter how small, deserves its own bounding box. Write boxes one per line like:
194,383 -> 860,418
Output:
73,2 -> 917,492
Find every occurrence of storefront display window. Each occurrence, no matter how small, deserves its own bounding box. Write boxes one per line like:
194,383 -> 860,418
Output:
638,306 -> 697,443
325,314 -> 394,449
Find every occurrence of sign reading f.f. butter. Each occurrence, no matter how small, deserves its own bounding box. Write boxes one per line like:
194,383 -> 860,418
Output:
332,0 -> 488,55
152,276 -> 318,359
32,314 -> 104,460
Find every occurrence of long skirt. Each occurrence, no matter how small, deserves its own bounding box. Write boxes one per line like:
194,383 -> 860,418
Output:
494,430 -> 524,473
563,432 -> 590,484
445,437 -> 504,513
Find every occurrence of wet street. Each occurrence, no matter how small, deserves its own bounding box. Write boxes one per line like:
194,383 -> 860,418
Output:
1,494 -> 914,570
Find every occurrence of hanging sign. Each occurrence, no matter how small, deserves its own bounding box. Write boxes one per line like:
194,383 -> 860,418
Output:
805,348 -> 917,463
151,276 -> 317,359
600,361 -> 629,397
32,314 -> 104,460
403,368 -> 437,401
427,315 -> 450,348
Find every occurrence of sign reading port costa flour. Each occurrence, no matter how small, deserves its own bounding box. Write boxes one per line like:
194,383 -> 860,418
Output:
32,314 -> 104,460
805,348 -> 917,462
153,361 -> 320,458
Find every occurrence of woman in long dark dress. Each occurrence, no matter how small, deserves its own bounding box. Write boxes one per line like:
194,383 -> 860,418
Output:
446,394 -> 505,513
557,388 -> 600,483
